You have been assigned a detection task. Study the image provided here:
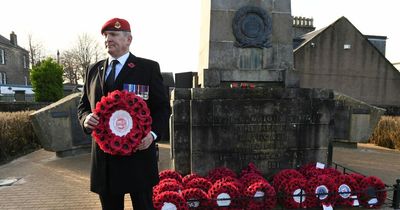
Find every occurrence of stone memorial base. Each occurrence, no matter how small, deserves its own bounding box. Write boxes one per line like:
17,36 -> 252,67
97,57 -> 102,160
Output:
171,87 -> 335,177
30,93 -> 91,157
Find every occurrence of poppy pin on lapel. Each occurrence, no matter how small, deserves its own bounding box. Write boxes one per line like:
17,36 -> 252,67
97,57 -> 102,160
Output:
128,62 -> 135,68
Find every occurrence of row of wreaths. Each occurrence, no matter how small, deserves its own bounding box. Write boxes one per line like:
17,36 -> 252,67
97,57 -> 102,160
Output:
152,163 -> 386,210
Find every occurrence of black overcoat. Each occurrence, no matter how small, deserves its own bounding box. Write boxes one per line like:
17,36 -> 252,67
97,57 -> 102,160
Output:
77,53 -> 170,194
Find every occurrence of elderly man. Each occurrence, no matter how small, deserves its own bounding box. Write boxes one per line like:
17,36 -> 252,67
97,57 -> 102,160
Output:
78,17 -> 170,210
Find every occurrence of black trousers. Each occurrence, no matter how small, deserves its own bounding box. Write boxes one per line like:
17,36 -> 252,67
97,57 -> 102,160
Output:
99,189 -> 154,210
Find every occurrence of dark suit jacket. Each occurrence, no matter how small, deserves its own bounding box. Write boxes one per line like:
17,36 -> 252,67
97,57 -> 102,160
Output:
77,53 -> 170,194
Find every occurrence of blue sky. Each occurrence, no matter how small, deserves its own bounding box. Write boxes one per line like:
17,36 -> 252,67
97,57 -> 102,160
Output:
1,0 -> 399,73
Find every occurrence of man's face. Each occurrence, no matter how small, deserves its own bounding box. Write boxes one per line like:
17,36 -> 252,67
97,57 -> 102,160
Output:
103,31 -> 132,58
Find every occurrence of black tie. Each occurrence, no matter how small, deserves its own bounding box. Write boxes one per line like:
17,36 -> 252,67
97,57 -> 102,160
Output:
105,60 -> 119,91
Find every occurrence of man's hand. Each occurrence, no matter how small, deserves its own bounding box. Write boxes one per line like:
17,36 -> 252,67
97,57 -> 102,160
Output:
138,132 -> 154,150
83,113 -> 99,131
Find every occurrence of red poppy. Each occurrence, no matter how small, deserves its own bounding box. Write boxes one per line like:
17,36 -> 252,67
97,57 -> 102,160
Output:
272,169 -> 304,193
239,162 -> 262,177
240,173 -> 266,189
207,167 -> 237,183
183,173 -> 202,187
159,178 -> 181,186
127,62 -> 135,68
159,169 -> 183,183
153,182 -> 183,201
185,177 -> 213,193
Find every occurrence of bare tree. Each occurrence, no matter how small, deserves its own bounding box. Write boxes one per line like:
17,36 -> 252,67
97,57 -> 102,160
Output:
60,50 -> 80,84
61,33 -> 105,84
74,33 -> 105,78
28,34 -> 45,67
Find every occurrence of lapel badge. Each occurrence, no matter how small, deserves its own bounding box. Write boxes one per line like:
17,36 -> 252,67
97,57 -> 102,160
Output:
114,21 -> 121,29
128,62 -> 135,68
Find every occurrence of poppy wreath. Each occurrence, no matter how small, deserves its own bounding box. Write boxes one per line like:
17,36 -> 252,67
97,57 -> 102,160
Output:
207,167 -> 237,183
305,175 -> 335,208
214,176 -> 244,192
298,162 -> 331,178
333,174 -> 359,207
159,169 -> 183,183
181,188 -> 210,209
185,177 -> 213,193
349,173 -> 366,186
154,191 -> 189,210
153,181 -> 183,201
159,178 -> 181,186
208,181 -> 242,210
92,90 -> 152,155
239,162 -> 262,177
183,173 -> 202,187
244,180 -> 277,210
272,169 -> 304,193
280,177 -> 308,209
240,172 -> 266,189
324,167 -> 343,178
358,176 -> 387,208
213,177 -> 246,207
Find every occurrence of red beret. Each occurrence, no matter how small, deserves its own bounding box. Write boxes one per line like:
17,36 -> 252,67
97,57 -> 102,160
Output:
101,18 -> 131,34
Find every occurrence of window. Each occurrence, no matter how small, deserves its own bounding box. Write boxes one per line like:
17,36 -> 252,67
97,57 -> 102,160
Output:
0,72 -> 6,84
23,55 -> 28,68
0,49 -> 4,64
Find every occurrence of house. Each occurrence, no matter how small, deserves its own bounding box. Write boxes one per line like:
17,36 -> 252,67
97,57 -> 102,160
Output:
0,32 -> 30,86
293,17 -> 400,115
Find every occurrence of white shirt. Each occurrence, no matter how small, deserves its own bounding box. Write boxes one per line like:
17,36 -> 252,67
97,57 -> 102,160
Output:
105,52 -> 130,80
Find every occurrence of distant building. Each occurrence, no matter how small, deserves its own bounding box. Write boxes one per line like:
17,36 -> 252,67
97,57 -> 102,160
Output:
0,32 -> 30,86
293,16 -> 400,115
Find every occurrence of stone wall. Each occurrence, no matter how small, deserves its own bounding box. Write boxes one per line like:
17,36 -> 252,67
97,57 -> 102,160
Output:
0,101 -> 49,112
30,93 -> 91,157
334,92 -> 386,143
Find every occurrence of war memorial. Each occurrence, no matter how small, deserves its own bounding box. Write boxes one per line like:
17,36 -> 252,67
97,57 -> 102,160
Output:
171,0 -> 334,177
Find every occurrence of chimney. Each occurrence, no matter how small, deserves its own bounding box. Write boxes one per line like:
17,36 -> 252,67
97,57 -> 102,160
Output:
292,16 -> 316,39
10,31 -> 17,46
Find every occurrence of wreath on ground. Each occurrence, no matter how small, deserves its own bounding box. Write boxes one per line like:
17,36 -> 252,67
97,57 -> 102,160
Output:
92,90 -> 152,156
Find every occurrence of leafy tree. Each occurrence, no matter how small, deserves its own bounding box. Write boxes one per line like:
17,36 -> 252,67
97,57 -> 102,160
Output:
30,58 -> 63,102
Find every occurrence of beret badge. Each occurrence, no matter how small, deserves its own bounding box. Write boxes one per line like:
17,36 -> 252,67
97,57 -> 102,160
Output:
114,21 -> 121,29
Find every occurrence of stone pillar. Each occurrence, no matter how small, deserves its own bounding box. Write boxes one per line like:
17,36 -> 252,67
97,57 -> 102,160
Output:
198,0 -> 296,88
170,89 -> 192,175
